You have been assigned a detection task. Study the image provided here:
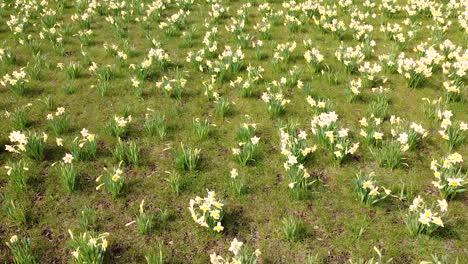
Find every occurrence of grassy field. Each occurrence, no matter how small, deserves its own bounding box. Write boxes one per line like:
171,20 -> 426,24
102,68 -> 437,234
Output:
0,0 -> 467,263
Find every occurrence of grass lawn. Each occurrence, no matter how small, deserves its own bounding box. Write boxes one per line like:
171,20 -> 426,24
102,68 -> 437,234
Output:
0,0 -> 467,263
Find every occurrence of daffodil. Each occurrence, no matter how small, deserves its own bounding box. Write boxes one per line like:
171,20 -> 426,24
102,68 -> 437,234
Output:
213,222 -> 224,232
228,238 -> 243,256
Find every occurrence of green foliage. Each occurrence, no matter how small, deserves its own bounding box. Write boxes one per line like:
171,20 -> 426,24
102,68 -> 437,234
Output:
174,143 -> 201,171
99,162 -> 125,199
5,159 -> 29,191
113,139 -> 140,166
144,113 -> 167,139
68,230 -> 109,264
6,200 -> 27,226
371,141 -> 406,170
166,171 -> 181,196
354,171 -> 391,206
10,108 -> 29,130
215,97 -> 231,118
193,118 -> 211,140
232,140 -> 259,166
48,114 -> 69,135
58,163 -> 77,194
25,133 -> 45,161
136,200 -> 156,235
70,136 -> 98,161
6,235 -> 36,264
281,217 -> 304,241
79,207 -> 97,231
145,244 -> 165,264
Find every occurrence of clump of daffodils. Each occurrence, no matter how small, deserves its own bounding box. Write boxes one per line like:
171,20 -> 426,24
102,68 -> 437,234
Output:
229,168 -> 247,196
5,235 -> 35,264
203,75 -> 219,101
61,62 -> 82,80
284,158 -> 315,199
237,119 -> 257,142
0,47 -> 17,65
284,13 -> 303,33
131,46 -> 171,80
230,76 -> 253,97
335,44 -> 365,73
380,23 -> 413,50
364,116 -> 427,169
273,41 -> 296,65
358,61 -> 382,87
421,97 -> 447,121
188,190 -> 224,232
311,112 -> 359,163
186,48 -> 209,72
159,9 -> 190,36
219,45 -> 245,74
174,143 -> 201,171
209,3 -> 229,21
253,18 -> 272,40
430,153 -> 465,200
327,128 -> 360,164
226,15 -> 249,44
252,39 -> 266,60
390,120 -> 428,151
56,153 -> 77,193
96,161 -> 125,199
354,171 -> 391,206
68,229 -> 109,264
232,136 -> 260,166
6,131 -> 46,160
108,115 -> 132,138
156,74 -> 187,99
129,76 -> 143,97
283,66 -> 302,88
397,54 -> 433,88
378,53 -> 398,73
304,47 -> 324,73
306,96 -> 328,113
4,159 -> 29,190
442,80 -> 463,102
261,82 -> 290,117
438,116 -> 466,151
406,196 -> 448,236
70,128 -> 97,161
47,107 -> 69,135
348,78 -> 362,102
134,199 -> 156,235
205,59 -> 228,81
279,125 -> 317,163
311,111 -> 339,145
1,68 -> 29,96
381,0 -> 402,18
5,131 -> 29,153
246,65 -> 264,84
358,115 -> 384,146
441,49 -> 467,84
210,238 -> 261,264
349,16 -> 373,42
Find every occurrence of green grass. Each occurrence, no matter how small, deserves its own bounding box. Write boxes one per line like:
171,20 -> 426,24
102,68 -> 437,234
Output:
0,0 -> 467,263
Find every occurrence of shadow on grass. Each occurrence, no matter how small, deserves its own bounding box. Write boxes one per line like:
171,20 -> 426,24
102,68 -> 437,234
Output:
431,223 -> 463,240
222,206 -> 252,237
